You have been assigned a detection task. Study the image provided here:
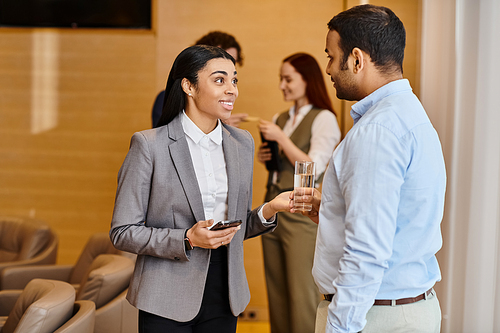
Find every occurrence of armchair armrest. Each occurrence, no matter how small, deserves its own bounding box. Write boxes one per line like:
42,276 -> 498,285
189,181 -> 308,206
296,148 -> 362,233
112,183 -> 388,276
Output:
94,289 -> 137,333
1,265 -> 73,290
0,290 -> 22,315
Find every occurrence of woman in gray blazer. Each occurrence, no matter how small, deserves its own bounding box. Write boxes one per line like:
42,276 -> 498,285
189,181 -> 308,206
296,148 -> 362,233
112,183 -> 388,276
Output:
110,45 -> 290,333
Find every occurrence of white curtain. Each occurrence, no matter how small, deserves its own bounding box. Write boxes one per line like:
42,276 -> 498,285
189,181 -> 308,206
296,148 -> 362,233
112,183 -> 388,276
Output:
420,0 -> 500,332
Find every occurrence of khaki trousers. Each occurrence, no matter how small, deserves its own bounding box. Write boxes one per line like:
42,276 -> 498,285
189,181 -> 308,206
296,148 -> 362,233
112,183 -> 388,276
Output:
315,289 -> 441,333
262,210 -> 320,333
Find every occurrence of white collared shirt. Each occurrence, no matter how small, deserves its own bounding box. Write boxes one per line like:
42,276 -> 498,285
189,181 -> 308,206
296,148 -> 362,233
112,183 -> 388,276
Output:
181,112 -> 228,222
273,104 -> 341,178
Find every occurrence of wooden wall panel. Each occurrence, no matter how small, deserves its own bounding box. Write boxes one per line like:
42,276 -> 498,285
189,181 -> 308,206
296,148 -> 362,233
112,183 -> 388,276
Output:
0,29 -> 155,263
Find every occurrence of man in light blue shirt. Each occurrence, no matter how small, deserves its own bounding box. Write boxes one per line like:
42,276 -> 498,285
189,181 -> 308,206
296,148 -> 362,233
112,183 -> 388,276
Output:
312,4 -> 446,333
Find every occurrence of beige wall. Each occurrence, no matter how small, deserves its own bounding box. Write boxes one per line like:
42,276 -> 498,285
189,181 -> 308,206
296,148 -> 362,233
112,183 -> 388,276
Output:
0,0 -> 421,314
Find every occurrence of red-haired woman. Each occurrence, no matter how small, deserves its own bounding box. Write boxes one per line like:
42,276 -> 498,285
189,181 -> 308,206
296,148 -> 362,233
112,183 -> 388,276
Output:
258,53 -> 341,333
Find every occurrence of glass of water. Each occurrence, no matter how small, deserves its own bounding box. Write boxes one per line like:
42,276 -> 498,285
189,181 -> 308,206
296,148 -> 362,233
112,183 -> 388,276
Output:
293,161 -> 315,211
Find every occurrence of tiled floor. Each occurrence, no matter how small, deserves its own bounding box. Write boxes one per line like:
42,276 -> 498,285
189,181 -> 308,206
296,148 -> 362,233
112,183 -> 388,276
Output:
237,321 -> 270,333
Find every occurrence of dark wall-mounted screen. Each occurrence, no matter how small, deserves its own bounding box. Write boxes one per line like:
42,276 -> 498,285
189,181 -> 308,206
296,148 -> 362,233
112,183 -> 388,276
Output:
0,0 -> 151,29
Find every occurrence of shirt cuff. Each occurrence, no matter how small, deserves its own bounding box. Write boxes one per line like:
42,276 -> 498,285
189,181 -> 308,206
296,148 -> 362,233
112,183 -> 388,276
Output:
258,204 -> 276,224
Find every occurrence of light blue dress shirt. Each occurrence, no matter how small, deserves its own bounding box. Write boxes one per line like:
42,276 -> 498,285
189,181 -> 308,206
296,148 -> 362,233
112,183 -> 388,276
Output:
313,79 -> 446,333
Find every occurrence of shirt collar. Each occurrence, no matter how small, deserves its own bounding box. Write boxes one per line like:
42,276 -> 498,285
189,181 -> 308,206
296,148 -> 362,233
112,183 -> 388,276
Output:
350,79 -> 412,125
181,111 -> 223,145
288,104 -> 313,118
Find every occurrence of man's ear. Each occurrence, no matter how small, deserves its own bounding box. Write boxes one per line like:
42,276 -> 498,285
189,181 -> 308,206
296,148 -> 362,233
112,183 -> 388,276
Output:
351,48 -> 365,73
181,78 -> 193,96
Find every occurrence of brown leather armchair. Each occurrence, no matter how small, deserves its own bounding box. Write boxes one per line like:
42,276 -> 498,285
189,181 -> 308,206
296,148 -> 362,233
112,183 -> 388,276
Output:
1,232 -> 134,290
0,216 -> 58,279
93,288 -> 138,333
74,254 -> 137,333
0,279 -> 75,333
54,300 -> 96,333
3,253 -> 139,333
1,234 -> 138,333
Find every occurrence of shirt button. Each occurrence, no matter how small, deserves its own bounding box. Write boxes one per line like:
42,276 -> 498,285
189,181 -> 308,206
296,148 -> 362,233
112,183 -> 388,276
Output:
212,193 -> 216,198
209,173 -> 213,177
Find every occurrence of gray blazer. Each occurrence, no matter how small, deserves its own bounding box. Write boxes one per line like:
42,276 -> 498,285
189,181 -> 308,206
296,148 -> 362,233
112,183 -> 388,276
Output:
110,114 -> 276,322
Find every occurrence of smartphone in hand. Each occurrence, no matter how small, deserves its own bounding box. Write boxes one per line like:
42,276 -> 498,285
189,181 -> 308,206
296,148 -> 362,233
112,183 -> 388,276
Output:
208,219 -> 242,231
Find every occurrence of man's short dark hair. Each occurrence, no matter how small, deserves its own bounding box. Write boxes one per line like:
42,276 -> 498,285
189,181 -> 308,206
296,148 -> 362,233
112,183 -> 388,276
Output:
328,4 -> 406,74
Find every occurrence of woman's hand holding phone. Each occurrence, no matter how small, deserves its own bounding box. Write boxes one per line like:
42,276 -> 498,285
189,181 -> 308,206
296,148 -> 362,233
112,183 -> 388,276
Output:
186,219 -> 241,249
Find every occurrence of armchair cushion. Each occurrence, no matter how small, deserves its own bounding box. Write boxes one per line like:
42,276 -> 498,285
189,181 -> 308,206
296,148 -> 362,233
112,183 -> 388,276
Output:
54,300 -> 96,333
0,290 -> 21,316
94,289 -> 137,333
1,279 -> 75,333
76,254 -> 134,309
69,233 -> 123,285
0,216 -> 58,277
0,216 -> 50,262
1,265 -> 73,290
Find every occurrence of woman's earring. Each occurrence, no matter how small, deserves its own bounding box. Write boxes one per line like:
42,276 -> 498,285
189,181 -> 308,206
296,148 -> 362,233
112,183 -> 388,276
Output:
188,93 -> 192,96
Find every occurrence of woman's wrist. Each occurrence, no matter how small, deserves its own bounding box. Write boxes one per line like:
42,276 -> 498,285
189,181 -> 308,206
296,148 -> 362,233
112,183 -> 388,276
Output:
185,228 -> 196,247
276,131 -> 289,146
184,229 -> 194,251
261,202 -> 276,221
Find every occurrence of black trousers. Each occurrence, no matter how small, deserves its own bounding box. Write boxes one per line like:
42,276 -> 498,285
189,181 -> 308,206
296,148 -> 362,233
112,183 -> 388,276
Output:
138,247 -> 237,333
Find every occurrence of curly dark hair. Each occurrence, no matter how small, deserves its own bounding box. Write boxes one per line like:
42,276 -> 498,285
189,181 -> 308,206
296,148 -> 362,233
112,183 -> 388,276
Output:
195,31 -> 244,66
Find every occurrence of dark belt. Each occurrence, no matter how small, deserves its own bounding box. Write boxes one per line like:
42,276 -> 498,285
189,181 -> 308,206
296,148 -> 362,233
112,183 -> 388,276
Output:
323,288 -> 433,306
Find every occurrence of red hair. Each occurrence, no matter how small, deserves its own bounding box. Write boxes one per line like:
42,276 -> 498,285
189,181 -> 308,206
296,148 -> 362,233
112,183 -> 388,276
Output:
283,53 -> 335,115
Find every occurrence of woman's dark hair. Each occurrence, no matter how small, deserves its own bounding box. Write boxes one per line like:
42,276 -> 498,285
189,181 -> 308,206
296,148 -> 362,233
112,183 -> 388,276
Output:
328,4 -> 406,74
283,53 -> 335,115
155,45 -> 235,128
195,31 -> 244,66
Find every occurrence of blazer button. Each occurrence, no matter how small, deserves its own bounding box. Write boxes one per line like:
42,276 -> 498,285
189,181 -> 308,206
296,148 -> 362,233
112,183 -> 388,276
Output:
174,257 -> 180,261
